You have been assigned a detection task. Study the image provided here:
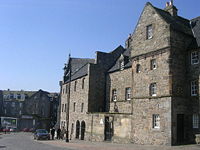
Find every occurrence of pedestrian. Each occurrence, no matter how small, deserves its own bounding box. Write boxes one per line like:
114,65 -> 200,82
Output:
61,127 -> 66,140
57,128 -> 61,139
51,127 -> 55,140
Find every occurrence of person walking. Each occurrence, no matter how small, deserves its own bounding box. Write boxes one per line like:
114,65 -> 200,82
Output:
57,128 -> 61,139
51,127 -> 55,140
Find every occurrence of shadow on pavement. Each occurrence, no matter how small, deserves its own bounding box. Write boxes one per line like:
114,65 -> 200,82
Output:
0,146 -> 6,149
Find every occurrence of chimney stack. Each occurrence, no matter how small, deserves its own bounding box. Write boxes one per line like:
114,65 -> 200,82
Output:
164,0 -> 178,17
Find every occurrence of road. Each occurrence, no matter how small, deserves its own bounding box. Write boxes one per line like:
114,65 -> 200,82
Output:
0,132 -> 200,150
0,132 -> 71,150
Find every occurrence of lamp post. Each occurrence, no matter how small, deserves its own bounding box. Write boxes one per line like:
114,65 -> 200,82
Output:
65,54 -> 71,142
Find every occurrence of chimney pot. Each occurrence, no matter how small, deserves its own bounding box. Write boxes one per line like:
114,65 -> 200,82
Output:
166,2 -> 169,7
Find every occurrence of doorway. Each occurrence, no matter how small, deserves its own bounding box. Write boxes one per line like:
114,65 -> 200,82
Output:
177,114 -> 184,144
75,120 -> 80,139
80,121 -> 86,140
104,116 -> 113,141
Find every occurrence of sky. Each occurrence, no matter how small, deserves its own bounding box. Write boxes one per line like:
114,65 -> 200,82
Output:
0,0 -> 199,92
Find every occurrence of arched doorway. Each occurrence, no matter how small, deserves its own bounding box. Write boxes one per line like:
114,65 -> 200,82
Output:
75,120 -> 80,139
81,121 -> 86,140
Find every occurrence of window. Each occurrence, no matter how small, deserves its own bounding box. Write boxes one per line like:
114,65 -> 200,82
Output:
19,103 -> 23,108
146,24 -> 153,39
62,104 -> 64,112
191,51 -> 199,65
150,59 -> 157,70
120,61 -> 124,70
191,80 -> 198,96
150,83 -> 157,96
125,87 -> 131,100
64,104 -> 67,112
62,88 -> 65,94
17,94 -> 21,99
11,102 -> 15,107
73,102 -> 76,112
193,114 -> 199,128
136,64 -> 141,73
112,89 -> 117,101
65,85 -> 68,94
74,81 -> 77,91
82,78 -> 85,89
19,110 -> 22,115
10,94 -> 14,99
153,114 -> 160,129
81,103 -> 84,112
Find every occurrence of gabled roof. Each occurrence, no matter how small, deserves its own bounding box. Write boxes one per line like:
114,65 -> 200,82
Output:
70,58 -> 95,75
29,89 -> 49,100
65,58 -> 95,82
190,16 -> 200,48
108,48 -> 132,73
71,63 -> 90,81
152,5 -> 192,36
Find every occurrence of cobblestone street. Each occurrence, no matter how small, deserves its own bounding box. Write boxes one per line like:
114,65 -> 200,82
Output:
1,132 -> 199,150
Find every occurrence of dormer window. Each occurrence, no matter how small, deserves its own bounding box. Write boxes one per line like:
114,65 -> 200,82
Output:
120,61 -> 124,70
146,24 -> 153,39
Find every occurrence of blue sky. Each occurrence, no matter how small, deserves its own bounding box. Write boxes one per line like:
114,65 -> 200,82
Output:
0,0 -> 199,92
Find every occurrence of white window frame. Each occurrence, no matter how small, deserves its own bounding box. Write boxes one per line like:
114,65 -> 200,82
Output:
112,89 -> 117,102
193,114 -> 199,129
150,83 -> 157,96
153,114 -> 160,129
151,59 -> 157,70
191,51 -> 199,65
125,87 -> 131,100
147,24 -> 153,39
191,80 -> 198,96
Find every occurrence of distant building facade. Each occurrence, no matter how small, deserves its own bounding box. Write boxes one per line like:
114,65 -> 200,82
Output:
59,1 -> 200,145
1,89 -> 59,130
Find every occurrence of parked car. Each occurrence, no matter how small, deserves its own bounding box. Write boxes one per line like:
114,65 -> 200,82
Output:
34,129 -> 50,140
29,128 -> 35,132
3,127 -> 10,132
9,127 -> 17,132
22,128 -> 30,132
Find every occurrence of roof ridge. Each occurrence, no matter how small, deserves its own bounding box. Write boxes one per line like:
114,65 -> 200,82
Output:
191,16 -> 200,21
71,57 -> 94,60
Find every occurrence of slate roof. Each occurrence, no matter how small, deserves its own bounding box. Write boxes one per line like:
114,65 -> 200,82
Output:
108,48 -> 132,73
65,58 -> 95,82
152,5 -> 192,36
2,90 -> 36,101
71,63 -> 90,81
190,16 -> 200,48
70,58 -> 95,75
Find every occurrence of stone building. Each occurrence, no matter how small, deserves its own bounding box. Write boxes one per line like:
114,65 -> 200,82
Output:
59,1 -> 200,145
0,89 -> 59,130
23,90 -> 54,130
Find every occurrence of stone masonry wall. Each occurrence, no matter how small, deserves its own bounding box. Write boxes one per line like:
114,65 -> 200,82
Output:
131,3 -> 170,57
106,68 -> 132,113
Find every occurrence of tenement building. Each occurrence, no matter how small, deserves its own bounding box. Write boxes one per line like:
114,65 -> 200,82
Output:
59,1 -> 200,145
0,89 -> 59,130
